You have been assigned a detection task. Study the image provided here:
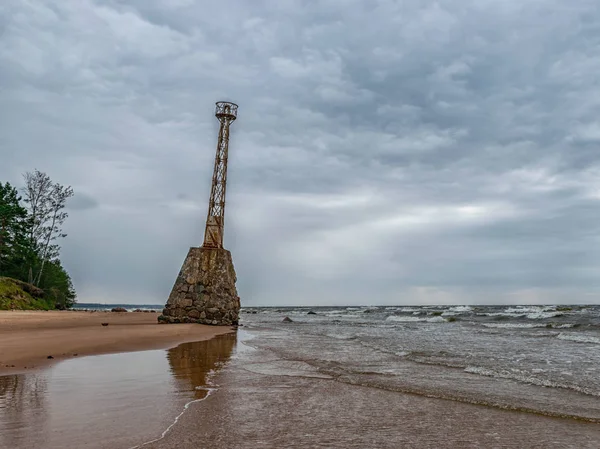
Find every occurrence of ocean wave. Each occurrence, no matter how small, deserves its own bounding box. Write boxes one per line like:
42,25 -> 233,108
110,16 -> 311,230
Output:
464,366 -> 600,397
386,316 -> 423,322
386,315 -> 446,323
446,306 -> 473,313
398,307 -> 420,313
482,323 -> 546,329
323,333 -> 357,341
504,306 -> 556,314
557,333 -> 600,344
481,322 -> 577,329
320,312 -> 363,318
525,311 -> 565,319
477,310 -> 565,320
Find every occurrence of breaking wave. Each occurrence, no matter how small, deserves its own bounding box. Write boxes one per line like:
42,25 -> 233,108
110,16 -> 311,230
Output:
557,333 -> 600,344
386,315 -> 446,323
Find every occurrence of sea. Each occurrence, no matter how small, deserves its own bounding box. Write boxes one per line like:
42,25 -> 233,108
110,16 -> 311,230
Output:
240,304 -> 600,421
73,303 -> 164,312
1,303 -> 600,448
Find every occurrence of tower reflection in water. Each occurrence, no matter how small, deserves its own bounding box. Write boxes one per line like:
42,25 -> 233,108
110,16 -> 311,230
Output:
166,332 -> 237,399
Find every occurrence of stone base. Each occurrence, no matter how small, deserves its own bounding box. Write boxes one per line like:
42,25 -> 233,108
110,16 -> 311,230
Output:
158,247 -> 240,325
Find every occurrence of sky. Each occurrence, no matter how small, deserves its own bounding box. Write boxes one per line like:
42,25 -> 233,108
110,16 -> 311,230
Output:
1,0 -> 600,306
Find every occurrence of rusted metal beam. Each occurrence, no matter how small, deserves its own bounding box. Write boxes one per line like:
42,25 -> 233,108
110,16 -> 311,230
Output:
202,101 -> 238,249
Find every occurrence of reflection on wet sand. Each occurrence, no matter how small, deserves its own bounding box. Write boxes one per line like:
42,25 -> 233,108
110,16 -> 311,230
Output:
167,333 -> 237,400
0,374 -> 49,449
0,332 -> 237,449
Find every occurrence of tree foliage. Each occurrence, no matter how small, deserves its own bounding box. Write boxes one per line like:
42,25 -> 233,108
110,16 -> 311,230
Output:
0,182 -> 29,277
0,171 -> 76,309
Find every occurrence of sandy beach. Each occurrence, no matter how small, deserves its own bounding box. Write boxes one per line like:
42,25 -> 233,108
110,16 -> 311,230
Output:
0,310 -> 234,374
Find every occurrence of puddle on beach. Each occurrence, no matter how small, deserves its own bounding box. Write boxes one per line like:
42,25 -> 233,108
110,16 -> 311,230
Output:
0,332 -> 239,449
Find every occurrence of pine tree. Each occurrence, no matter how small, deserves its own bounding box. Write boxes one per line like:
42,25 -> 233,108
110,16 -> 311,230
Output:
0,182 -> 29,277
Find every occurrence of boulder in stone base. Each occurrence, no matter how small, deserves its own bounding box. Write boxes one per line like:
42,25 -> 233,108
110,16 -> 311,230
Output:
158,247 -> 240,325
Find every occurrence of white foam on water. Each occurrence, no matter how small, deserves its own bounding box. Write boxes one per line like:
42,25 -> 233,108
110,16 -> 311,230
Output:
478,308 -> 564,320
482,323 -> 545,329
399,307 -> 420,313
477,306 -> 557,318
464,366 -> 600,397
446,306 -> 473,313
127,363 -> 229,449
386,316 -> 425,322
464,365 -> 558,388
525,311 -> 565,319
385,315 -> 447,323
125,308 -> 162,312
557,333 -> 600,344
128,386 -> 218,449
505,306 -> 554,313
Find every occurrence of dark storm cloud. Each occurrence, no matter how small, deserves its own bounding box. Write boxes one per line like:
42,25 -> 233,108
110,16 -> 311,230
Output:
1,0 -> 600,305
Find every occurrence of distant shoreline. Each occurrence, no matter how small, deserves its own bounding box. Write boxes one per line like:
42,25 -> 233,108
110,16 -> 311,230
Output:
73,303 -> 164,310
0,311 -> 234,375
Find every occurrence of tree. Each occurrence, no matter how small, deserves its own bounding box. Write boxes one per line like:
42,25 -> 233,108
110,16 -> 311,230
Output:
0,171 -> 78,309
37,259 -> 77,309
0,182 -> 28,277
22,170 -> 74,286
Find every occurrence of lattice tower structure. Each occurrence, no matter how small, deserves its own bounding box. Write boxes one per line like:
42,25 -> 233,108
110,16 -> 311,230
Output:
202,101 -> 238,249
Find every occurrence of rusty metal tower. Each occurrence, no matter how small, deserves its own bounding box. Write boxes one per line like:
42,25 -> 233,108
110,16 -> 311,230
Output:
202,101 -> 238,249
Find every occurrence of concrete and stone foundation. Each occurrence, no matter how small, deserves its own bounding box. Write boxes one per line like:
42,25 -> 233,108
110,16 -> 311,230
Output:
158,247 -> 240,325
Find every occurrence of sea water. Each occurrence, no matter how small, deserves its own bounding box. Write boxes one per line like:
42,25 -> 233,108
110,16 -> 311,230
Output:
238,304 -> 600,421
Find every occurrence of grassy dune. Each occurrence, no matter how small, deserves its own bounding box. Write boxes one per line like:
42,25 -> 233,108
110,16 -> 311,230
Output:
0,277 -> 53,310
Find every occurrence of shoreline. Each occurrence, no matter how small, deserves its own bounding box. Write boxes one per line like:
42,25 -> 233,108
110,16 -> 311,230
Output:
147,327 -> 600,449
0,310 -> 235,375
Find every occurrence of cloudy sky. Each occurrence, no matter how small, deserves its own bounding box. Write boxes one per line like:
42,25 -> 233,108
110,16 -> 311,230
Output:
1,0 -> 600,306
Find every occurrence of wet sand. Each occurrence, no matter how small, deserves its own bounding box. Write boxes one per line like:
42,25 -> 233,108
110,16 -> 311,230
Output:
147,335 -> 600,449
0,334 -> 239,449
151,373 -> 600,449
0,310 -> 234,374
